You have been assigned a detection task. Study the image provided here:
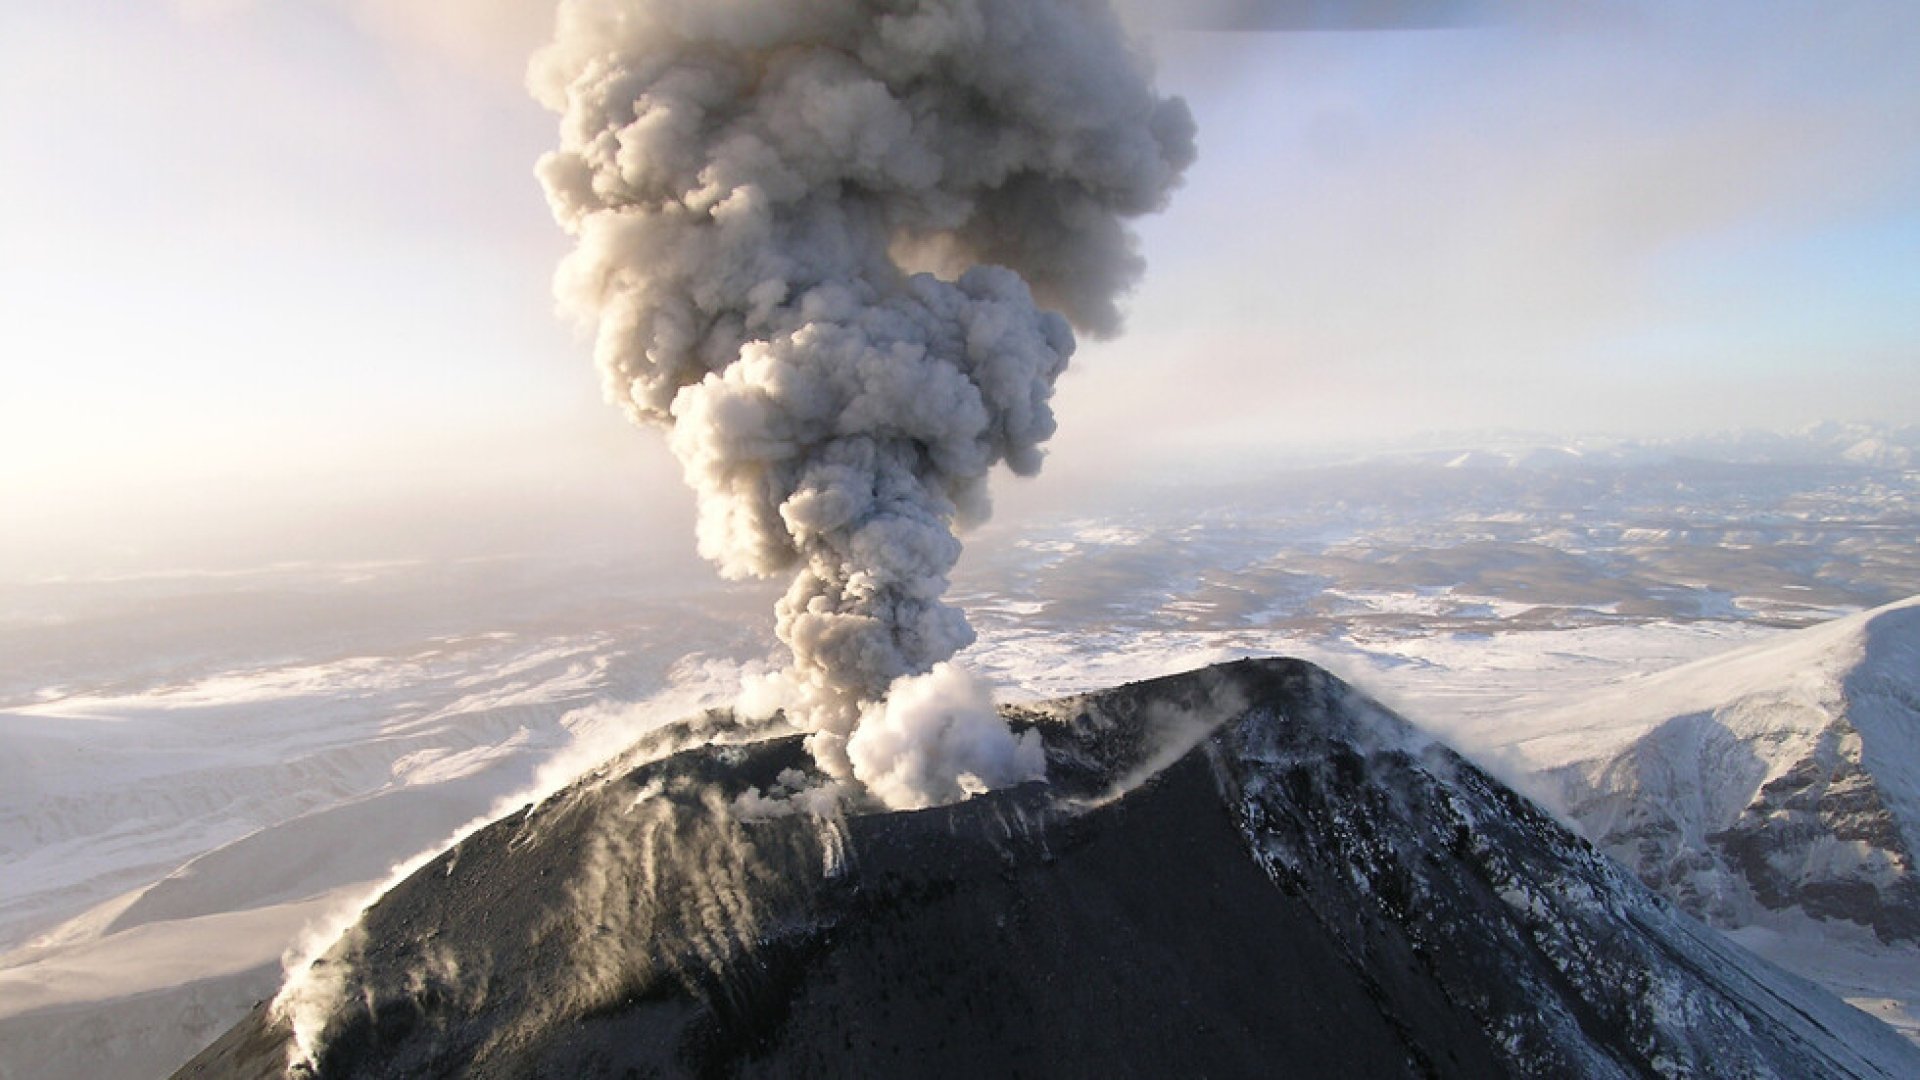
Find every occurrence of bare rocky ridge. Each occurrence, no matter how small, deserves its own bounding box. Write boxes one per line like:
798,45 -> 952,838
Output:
175,659 -> 1919,1078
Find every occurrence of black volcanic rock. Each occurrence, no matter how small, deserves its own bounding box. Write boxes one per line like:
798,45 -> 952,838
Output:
175,659 -> 1919,1079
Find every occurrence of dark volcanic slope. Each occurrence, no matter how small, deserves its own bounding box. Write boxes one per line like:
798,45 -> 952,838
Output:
177,659 -> 1919,1079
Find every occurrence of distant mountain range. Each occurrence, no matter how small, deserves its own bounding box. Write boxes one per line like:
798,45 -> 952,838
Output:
177,660 -> 1918,1079
1364,421 -> 1920,472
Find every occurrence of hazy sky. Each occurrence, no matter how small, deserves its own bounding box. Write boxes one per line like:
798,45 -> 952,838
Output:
3,1 -> 1917,577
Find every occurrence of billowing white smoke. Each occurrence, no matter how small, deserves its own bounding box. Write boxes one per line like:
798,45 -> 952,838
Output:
532,0 -> 1194,807
847,660 -> 1045,809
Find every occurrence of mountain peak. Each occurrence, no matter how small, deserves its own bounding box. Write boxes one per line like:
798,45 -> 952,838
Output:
1526,596 -> 1920,941
178,659 -> 1919,1079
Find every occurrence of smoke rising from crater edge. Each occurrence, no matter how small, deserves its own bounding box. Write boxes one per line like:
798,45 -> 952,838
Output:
533,0 -> 1194,807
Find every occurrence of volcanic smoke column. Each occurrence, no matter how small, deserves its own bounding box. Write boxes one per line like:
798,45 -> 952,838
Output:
532,0 -> 1194,808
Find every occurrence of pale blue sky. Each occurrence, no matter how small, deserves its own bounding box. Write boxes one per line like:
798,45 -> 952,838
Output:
3,1 -> 1917,576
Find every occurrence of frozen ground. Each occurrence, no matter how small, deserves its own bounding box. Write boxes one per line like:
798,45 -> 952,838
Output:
0,559 -> 781,1080
3,429 -> 1919,1078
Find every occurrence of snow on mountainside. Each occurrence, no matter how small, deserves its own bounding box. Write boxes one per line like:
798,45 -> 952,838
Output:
1506,596 -> 1920,1036
1514,596 -> 1920,934
176,660 -> 1920,1079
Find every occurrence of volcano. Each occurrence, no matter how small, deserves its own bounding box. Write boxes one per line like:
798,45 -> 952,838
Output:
174,659 -> 1919,1078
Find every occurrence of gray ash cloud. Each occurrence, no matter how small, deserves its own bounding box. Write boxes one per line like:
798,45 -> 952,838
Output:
531,0 -> 1193,806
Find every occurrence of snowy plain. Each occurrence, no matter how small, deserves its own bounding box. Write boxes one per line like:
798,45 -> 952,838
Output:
4,426 -> 1920,1078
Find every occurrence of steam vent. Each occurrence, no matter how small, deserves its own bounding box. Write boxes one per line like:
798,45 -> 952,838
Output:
176,659 -> 1920,1078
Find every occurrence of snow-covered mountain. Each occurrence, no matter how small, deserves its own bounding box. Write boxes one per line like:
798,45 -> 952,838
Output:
177,661 -> 1918,1079
1489,597 -> 1920,1038
1515,596 -> 1920,938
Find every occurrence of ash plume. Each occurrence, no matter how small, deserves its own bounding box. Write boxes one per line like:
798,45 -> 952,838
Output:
532,0 -> 1194,807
